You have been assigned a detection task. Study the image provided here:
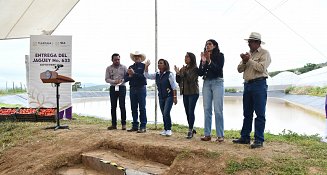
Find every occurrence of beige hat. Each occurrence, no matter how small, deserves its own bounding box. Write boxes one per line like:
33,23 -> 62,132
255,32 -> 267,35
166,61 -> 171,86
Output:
130,51 -> 146,62
244,32 -> 265,44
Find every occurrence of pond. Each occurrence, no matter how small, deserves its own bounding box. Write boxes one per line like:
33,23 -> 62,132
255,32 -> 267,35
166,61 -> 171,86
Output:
72,96 -> 325,136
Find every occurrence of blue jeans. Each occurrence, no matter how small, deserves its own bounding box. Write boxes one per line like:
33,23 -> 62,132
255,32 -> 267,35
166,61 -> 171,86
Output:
109,85 -> 126,126
130,86 -> 147,129
159,96 -> 173,130
241,79 -> 267,142
202,78 -> 224,137
183,94 -> 199,130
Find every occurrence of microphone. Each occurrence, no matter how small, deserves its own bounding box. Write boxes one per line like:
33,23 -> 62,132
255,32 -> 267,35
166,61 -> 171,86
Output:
54,64 -> 64,71
55,64 -> 64,68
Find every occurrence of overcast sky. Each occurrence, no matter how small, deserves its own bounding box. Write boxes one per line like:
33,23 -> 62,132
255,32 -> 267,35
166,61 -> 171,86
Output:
1,0 -> 327,87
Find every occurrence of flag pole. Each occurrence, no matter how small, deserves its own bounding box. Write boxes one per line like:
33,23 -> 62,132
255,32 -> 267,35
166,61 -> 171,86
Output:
154,0 -> 158,129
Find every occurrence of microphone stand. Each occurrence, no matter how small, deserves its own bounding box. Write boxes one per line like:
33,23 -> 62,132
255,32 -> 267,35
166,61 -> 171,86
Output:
45,66 -> 69,130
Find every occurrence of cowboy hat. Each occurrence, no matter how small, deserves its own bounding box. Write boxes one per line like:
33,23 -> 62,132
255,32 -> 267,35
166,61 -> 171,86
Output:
130,51 -> 146,62
244,32 -> 265,44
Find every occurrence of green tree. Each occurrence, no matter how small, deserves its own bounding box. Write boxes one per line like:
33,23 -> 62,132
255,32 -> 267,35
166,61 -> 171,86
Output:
72,82 -> 82,91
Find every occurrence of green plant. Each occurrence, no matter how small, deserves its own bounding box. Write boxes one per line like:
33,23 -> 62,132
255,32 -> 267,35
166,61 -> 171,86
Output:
226,157 -> 266,174
225,88 -> 237,93
284,86 -> 327,97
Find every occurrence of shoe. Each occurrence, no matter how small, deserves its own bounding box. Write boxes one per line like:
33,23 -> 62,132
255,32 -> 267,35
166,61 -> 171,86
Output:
200,135 -> 211,141
232,137 -> 250,144
137,128 -> 146,133
165,130 -> 172,137
160,130 -> 166,136
192,129 -> 197,135
250,140 -> 263,149
186,131 -> 193,139
215,137 -> 224,142
122,125 -> 126,130
107,126 -> 117,130
127,128 -> 138,132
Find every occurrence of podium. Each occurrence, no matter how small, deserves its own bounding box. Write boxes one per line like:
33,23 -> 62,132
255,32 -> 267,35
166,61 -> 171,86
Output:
40,70 -> 74,130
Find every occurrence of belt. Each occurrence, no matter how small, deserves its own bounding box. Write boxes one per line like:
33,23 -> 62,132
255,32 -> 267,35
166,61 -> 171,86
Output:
245,77 -> 267,84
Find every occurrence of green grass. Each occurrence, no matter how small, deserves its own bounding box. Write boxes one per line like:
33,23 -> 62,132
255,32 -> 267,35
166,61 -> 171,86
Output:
0,89 -> 26,96
285,86 -> 327,97
226,157 -> 266,174
0,103 -> 22,108
269,156 -> 307,175
0,121 -> 50,154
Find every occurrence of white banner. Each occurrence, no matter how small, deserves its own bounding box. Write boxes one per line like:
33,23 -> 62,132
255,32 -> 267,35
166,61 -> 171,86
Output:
29,35 -> 73,118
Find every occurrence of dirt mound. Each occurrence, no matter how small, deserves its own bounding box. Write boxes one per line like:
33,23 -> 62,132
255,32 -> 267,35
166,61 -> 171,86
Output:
0,124 -> 300,175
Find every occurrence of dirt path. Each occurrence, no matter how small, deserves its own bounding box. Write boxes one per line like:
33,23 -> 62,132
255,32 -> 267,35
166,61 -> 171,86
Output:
0,123 -> 305,175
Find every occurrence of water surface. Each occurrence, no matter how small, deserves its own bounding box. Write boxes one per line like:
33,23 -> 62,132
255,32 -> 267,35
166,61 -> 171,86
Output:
72,96 -> 325,136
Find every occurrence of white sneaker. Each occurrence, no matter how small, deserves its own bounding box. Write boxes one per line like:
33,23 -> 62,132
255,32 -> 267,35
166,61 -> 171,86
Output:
166,130 -> 172,136
160,130 -> 166,136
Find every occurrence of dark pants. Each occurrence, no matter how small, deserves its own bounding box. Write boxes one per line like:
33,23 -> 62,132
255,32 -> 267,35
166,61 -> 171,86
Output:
130,86 -> 147,129
241,79 -> 267,142
183,94 -> 199,130
109,86 -> 126,126
159,96 -> 174,130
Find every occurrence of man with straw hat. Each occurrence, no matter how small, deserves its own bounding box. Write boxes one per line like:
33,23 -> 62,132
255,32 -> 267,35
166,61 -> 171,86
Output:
233,32 -> 271,149
125,51 -> 148,133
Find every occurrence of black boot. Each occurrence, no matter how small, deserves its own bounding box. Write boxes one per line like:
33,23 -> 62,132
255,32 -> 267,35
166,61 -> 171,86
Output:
250,140 -> 263,149
232,137 -> 250,144
186,130 -> 193,139
107,125 -> 117,130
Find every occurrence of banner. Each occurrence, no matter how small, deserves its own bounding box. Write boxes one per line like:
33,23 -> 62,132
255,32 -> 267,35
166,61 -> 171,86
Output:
29,35 -> 73,119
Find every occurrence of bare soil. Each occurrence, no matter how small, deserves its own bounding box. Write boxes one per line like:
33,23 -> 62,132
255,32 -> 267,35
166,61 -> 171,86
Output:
0,124 -> 302,175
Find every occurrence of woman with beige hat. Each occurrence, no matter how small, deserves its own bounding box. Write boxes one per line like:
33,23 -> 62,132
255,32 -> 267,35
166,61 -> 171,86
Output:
125,51 -> 148,133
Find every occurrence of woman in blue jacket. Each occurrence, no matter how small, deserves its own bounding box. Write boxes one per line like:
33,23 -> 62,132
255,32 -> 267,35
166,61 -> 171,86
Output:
144,59 -> 178,136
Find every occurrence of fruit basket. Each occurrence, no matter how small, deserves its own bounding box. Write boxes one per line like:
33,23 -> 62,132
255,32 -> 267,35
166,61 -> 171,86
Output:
36,108 -> 56,122
15,108 -> 37,122
0,107 -> 17,121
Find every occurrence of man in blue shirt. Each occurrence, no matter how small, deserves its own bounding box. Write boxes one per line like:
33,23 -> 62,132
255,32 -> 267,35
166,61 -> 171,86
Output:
125,51 -> 147,133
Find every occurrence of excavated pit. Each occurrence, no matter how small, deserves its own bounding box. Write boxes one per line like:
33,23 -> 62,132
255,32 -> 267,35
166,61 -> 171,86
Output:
56,140 -> 180,175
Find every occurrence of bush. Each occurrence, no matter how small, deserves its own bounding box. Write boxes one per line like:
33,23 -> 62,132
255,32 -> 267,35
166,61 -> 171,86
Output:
225,88 -> 237,93
284,86 -> 327,97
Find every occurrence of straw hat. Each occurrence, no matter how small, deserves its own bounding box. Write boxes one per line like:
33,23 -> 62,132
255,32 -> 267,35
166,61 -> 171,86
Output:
244,32 -> 265,44
130,51 -> 146,62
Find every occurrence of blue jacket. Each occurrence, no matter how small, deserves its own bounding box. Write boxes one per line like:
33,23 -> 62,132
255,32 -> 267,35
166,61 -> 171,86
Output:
156,71 -> 173,99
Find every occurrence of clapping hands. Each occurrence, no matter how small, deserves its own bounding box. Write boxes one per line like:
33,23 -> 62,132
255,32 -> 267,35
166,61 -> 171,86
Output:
201,51 -> 211,64
145,60 -> 151,67
240,52 -> 250,63
174,65 -> 180,74
174,65 -> 185,75
127,67 -> 134,77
